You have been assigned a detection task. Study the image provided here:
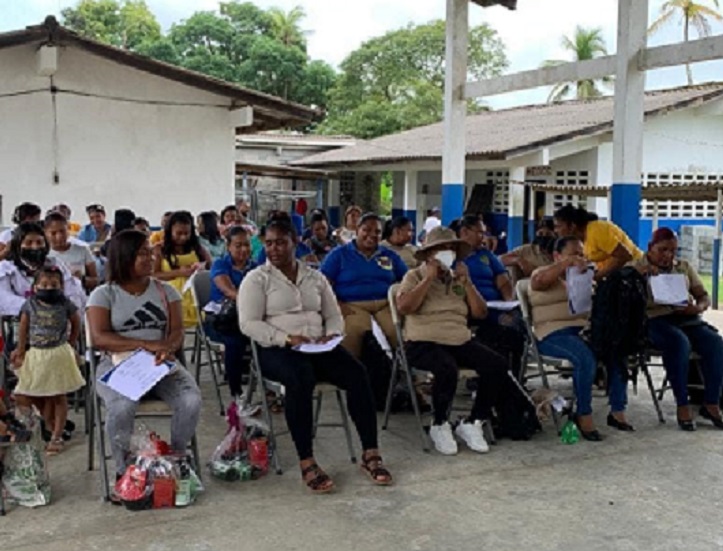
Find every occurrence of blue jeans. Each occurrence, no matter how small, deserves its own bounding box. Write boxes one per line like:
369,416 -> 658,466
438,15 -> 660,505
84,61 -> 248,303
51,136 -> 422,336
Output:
647,317 -> 723,406
204,322 -> 249,398
537,326 -> 627,415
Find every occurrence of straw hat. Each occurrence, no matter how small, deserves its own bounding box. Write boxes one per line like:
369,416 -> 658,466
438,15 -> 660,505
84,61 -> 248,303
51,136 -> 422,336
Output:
414,226 -> 472,261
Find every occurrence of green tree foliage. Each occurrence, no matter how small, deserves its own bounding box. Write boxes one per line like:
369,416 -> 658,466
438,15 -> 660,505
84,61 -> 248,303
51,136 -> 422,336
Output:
317,20 -> 507,139
61,0 -> 160,49
542,26 -> 611,103
649,0 -> 722,85
61,0 -> 336,109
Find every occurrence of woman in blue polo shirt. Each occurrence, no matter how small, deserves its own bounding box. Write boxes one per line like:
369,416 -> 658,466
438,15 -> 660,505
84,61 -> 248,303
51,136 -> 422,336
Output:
452,215 -> 525,374
320,213 -> 408,358
205,226 -> 256,399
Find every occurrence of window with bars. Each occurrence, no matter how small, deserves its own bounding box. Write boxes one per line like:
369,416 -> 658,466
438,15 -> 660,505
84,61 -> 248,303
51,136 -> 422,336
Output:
552,170 -> 589,209
642,173 -> 719,219
487,170 -> 510,213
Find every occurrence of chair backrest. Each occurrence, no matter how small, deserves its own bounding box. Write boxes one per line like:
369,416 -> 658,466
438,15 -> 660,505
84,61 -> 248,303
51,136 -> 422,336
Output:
387,283 -> 403,327
515,279 -> 533,324
190,270 -> 212,311
84,312 -> 94,349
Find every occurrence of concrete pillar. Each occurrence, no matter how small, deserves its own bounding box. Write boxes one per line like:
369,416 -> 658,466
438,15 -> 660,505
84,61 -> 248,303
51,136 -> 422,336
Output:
441,0 -> 468,225
507,166 -> 525,250
403,170 -> 419,232
611,0 -> 648,244
391,171 -> 404,219
315,178 -> 323,210
327,178 -> 340,228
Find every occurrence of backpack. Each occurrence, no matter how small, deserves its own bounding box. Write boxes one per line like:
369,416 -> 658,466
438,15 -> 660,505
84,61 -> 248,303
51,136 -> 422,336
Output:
589,267 -> 649,360
492,371 -> 542,441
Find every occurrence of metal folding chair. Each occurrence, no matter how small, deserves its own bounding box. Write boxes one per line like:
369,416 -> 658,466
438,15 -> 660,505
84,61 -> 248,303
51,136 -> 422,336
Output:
84,316 -> 201,502
189,270 -> 227,416
381,284 -> 431,452
0,317 -> 17,404
244,340 -> 356,475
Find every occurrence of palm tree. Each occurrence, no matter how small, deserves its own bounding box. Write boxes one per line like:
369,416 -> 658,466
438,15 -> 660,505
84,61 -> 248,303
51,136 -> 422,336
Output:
267,5 -> 310,51
542,26 -> 612,103
649,0 -> 723,85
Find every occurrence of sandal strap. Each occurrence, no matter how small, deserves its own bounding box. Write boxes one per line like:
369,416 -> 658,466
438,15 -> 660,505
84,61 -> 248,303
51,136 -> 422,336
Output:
362,454 -> 382,465
368,466 -> 391,480
300,463 -> 320,477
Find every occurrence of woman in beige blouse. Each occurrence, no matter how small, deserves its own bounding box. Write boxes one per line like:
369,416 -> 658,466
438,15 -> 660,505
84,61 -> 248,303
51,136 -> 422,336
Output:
381,216 -> 418,268
238,218 -> 392,494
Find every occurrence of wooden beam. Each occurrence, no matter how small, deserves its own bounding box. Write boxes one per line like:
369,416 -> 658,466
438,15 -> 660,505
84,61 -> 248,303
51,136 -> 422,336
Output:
466,34 -> 723,99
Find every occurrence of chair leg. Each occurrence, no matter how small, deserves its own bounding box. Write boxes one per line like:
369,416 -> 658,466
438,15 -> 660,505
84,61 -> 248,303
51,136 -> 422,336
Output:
657,375 -> 668,401
312,391 -> 323,439
205,342 -> 225,416
382,355 -> 399,430
641,359 -> 665,424
404,364 -> 429,452
255,372 -> 282,475
335,390 -> 357,464
87,387 -> 95,472
95,393 -> 111,501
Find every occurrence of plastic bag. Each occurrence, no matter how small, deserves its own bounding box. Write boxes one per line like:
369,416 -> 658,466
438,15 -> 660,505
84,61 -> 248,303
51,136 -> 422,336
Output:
560,420 -> 580,445
209,402 -> 269,481
1,406 -> 51,508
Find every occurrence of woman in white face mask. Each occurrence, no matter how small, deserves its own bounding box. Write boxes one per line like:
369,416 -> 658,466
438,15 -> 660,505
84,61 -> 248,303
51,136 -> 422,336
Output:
395,226 -> 510,456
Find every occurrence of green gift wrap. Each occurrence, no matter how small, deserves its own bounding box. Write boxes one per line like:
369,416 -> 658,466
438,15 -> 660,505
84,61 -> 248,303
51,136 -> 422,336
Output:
560,420 -> 580,445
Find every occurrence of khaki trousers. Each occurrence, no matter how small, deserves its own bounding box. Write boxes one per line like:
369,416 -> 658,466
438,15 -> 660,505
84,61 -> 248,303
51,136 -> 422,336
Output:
342,300 -> 398,358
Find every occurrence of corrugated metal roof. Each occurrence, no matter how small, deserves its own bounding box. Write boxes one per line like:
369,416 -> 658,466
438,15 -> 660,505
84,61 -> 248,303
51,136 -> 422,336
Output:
293,83 -> 723,167
0,17 -> 320,131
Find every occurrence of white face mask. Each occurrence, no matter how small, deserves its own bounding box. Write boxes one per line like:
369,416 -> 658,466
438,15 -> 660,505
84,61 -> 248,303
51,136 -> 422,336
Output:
434,250 -> 456,269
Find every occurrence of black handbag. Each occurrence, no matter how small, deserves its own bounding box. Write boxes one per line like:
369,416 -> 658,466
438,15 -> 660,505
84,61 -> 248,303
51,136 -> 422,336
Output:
209,299 -> 240,337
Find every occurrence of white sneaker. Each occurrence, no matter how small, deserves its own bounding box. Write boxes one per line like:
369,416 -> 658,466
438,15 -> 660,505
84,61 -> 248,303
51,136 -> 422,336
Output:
455,420 -> 490,453
429,422 -> 458,455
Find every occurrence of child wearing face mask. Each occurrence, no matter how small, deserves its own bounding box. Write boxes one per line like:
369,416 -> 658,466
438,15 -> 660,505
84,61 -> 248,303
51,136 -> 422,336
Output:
10,266 -> 85,455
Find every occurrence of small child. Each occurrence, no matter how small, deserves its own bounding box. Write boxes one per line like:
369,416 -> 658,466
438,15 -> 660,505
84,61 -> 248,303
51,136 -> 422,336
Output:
9,266 -> 86,455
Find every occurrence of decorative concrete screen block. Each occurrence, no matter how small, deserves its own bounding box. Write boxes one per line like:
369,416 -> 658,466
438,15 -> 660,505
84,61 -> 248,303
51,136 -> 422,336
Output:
553,170 -> 589,210
643,173 -> 720,219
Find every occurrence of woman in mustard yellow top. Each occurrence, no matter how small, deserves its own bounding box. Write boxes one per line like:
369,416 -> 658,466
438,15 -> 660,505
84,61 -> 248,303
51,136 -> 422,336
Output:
553,205 -> 643,279
152,211 -> 211,327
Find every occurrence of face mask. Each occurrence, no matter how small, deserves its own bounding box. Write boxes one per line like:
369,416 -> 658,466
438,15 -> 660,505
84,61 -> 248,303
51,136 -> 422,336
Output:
35,289 -> 64,305
20,248 -> 47,266
435,250 -> 456,269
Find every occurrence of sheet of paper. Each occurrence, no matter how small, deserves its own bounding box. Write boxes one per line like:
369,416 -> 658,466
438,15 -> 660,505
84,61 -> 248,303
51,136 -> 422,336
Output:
566,266 -> 594,315
100,349 -> 174,401
650,273 -> 688,306
182,271 -> 197,295
203,301 -> 222,315
486,300 -> 520,311
293,335 -> 344,354
371,318 -> 393,358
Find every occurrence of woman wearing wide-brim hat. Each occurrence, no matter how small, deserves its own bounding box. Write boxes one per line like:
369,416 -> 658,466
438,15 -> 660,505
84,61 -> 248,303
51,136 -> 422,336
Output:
395,226 -> 509,456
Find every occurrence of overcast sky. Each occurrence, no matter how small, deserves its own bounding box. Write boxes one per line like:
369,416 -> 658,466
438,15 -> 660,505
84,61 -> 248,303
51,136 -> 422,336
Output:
3,0 -> 722,108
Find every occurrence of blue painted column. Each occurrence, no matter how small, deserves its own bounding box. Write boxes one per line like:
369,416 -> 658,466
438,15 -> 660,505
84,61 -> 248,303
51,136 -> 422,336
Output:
403,170 -> 419,234
441,0 -> 468,226
327,178 -> 340,228
507,167 -> 525,250
610,0 -> 648,245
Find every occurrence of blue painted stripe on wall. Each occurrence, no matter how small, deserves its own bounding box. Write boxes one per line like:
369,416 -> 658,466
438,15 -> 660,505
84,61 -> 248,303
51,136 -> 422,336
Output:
507,215 -> 525,250
391,208 -> 404,219
611,183 -> 642,245
328,206 -> 340,228
441,183 -> 465,226
638,218 -> 715,249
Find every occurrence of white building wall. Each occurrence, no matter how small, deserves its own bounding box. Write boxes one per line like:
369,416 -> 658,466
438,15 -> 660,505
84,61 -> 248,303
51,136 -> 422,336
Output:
0,44 -> 235,226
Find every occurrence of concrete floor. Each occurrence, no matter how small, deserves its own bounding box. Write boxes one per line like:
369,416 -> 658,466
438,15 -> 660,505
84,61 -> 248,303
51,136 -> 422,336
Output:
4,315 -> 723,550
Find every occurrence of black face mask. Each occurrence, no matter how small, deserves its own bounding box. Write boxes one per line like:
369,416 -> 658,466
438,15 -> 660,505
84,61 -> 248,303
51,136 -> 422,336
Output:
35,289 -> 64,305
20,248 -> 47,266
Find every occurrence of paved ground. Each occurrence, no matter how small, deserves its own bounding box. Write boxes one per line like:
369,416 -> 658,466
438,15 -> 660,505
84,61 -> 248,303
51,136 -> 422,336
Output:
4,314 -> 723,551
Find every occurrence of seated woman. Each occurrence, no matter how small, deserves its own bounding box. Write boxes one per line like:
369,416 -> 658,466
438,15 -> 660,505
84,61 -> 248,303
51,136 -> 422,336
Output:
302,208 -> 334,241
87,230 -> 202,493
303,213 -> 336,262
320,213 -> 408,358
396,226 -> 509,455
333,205 -> 362,246
633,228 -> 723,431
45,211 -> 99,293
204,226 -> 256,399
530,236 -> 632,440
554,204 -> 642,280
0,222 -> 86,317
238,218 -> 392,493
0,202 -> 42,260
381,216 -> 418,269
500,220 -> 556,281
197,211 -> 226,261
255,212 -> 315,264
152,210 -> 212,329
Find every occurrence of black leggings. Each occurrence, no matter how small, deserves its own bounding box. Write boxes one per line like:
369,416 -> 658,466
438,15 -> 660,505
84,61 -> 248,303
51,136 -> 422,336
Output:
257,345 -> 378,460
406,339 -> 509,424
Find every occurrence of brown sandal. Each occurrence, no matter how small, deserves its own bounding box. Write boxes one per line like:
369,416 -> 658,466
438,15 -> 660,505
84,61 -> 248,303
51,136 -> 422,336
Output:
46,439 -> 64,456
301,463 -> 334,494
360,454 -> 393,486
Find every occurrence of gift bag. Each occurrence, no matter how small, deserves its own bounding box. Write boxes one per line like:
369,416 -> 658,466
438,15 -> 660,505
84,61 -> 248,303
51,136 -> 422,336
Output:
1,407 -> 51,508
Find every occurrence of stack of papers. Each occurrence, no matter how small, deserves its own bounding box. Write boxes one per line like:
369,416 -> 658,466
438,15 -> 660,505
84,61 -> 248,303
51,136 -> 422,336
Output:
650,274 -> 688,306
100,349 -> 174,401
293,335 -> 344,354
566,266 -> 594,315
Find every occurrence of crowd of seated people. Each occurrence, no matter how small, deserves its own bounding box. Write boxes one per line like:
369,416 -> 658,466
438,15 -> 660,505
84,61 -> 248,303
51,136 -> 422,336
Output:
1,197 -> 723,496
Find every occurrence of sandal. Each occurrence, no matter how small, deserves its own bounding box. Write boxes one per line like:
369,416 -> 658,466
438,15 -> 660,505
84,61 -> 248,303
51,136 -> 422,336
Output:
360,453 -> 393,486
300,463 -> 334,494
46,439 -> 64,456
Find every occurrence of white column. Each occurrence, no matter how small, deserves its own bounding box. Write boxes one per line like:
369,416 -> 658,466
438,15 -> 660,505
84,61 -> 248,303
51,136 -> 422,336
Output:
611,0 -> 648,242
507,166 -> 526,249
404,169 -> 419,232
441,0 -> 468,225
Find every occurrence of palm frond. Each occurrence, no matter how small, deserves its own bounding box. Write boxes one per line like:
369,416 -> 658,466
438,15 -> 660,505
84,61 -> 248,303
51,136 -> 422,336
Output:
648,8 -> 677,35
